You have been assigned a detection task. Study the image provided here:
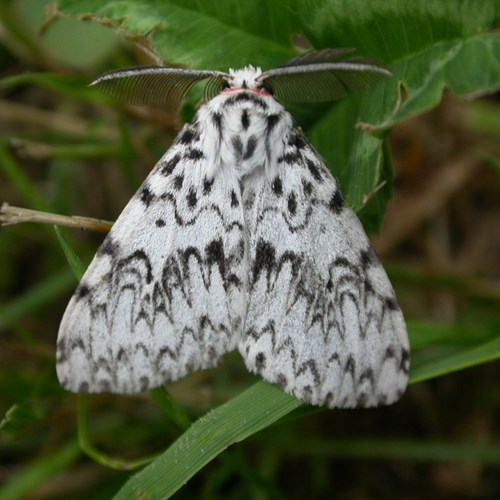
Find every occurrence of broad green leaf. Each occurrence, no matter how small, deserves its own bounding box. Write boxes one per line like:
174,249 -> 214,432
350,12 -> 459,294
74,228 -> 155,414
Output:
384,34 -> 500,127
300,0 -> 498,62
56,0 -> 300,70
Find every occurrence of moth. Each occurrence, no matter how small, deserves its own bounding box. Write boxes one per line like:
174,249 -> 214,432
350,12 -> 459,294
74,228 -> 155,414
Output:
57,49 -> 410,408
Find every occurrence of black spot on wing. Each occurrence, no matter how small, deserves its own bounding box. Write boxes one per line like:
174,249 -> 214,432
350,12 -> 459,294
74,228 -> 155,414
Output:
297,359 -> 321,385
97,236 -> 119,257
75,283 -> 90,300
301,386 -> 314,404
205,239 -> 226,277
203,177 -> 214,195
187,187 -> 197,207
185,148 -> 204,161
155,219 -> 166,227
400,348 -> 410,374
359,368 -> 374,386
289,130 -> 307,150
302,179 -> 314,196
79,382 -> 89,392
173,175 -> 184,190
139,376 -> 150,392
255,352 -> 266,370
177,126 -> 197,145
384,296 -> 399,311
361,247 -> 378,269
328,190 -> 344,212
278,151 -> 300,164
160,154 -> 181,176
252,239 -> 275,284
140,185 -> 154,206
306,158 -> 322,182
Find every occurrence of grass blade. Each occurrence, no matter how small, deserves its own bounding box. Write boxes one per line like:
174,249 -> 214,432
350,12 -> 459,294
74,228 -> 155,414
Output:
113,381 -> 302,499
410,337 -> 500,383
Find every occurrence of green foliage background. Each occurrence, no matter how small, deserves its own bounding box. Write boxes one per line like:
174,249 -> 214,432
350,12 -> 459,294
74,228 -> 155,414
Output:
0,0 -> 499,498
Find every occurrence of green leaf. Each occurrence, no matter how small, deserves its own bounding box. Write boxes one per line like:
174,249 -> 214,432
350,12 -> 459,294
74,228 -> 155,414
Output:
113,382 -> 302,499
384,34 -> 500,128
300,0 -> 498,62
56,0 -> 300,70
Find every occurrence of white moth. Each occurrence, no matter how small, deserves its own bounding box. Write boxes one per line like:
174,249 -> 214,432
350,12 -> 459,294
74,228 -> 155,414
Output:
57,49 -> 410,408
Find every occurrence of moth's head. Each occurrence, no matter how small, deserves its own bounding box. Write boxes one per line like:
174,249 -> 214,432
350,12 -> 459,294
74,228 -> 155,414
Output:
224,66 -> 272,96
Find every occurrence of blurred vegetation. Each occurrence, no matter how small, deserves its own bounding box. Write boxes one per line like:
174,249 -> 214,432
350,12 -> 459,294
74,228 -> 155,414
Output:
0,0 -> 499,498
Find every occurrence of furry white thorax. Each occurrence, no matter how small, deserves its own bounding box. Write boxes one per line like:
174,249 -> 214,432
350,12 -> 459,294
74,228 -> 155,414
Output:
227,65 -> 263,89
196,76 -> 292,179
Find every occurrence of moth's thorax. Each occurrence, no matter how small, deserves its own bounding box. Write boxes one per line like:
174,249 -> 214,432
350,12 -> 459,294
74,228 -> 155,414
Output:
198,89 -> 292,179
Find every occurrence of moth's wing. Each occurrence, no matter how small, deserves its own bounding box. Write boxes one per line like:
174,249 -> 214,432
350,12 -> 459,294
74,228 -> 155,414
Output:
57,126 -> 246,393
239,129 -> 409,408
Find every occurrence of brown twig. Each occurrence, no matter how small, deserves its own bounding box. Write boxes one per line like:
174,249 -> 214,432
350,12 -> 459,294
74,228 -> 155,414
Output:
0,203 -> 112,233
